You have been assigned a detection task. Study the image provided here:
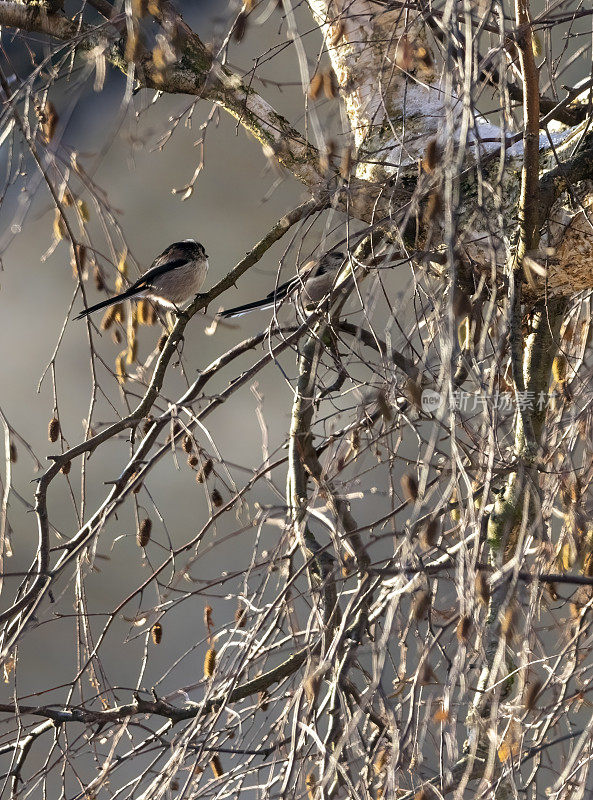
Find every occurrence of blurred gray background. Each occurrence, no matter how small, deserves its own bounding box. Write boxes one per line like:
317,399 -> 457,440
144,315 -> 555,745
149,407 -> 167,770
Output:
0,0 -> 374,706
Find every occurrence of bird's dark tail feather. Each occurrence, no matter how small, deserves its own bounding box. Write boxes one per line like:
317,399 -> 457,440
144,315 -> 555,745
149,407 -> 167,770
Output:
220,280 -> 297,319
219,298 -> 278,319
75,288 -> 139,320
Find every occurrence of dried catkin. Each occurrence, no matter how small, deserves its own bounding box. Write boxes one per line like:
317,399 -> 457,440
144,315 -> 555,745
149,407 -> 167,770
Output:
322,69 -> 337,98
137,518 -> 152,547
204,647 -> 216,678
339,146 -> 352,179
151,622 -> 163,644
100,304 -> 120,331
401,473 -> 418,503
553,355 -> 567,383
412,590 -> 430,620
210,756 -> 223,778
422,138 -> 439,172
308,73 -> 323,100
48,416 -> 60,443
475,570 -> 490,606
419,518 -> 439,549
456,615 -> 472,643
196,458 -> 213,483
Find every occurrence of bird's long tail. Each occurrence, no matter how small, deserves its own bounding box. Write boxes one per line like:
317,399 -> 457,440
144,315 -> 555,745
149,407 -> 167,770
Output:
219,279 -> 297,319
75,287 -> 140,320
219,297 -> 280,319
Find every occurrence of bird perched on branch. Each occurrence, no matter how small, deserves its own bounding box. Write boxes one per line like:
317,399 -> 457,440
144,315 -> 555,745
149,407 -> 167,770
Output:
75,240 -> 209,320
220,251 -> 345,319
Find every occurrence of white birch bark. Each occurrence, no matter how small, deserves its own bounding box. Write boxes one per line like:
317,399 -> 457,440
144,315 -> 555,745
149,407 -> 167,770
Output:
306,0 -> 593,297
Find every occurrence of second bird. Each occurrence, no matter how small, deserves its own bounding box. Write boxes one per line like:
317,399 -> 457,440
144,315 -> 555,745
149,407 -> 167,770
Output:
220,251 -> 345,319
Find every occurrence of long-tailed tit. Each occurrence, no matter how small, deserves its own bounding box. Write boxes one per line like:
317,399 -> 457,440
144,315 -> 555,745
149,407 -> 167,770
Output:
75,240 -> 209,320
220,251 -> 345,319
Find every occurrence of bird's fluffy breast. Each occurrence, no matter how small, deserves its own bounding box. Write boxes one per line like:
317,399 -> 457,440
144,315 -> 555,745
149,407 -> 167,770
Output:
148,259 -> 208,305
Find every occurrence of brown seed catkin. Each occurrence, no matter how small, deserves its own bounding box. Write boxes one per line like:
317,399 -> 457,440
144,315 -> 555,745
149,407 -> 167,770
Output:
419,518 -> 439,549
137,299 -> 149,325
61,459 -> 71,475
418,662 -> 435,684
304,673 -> 320,706
210,756 -> 223,778
424,189 -> 442,223
322,69 -> 337,98
401,473 -> 418,503
501,604 -> 516,637
339,146 -> 352,179
137,518 -> 152,547
100,305 -> 119,331
308,72 -> 323,100
204,647 -> 216,677
422,138 -> 439,172
196,459 -> 214,483
151,622 -> 163,644
412,590 -> 430,620
204,604 -> 213,634
93,263 -> 104,291
456,615 -> 472,643
553,355 -> 567,383
475,570 -> 490,606
48,416 -> 60,443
